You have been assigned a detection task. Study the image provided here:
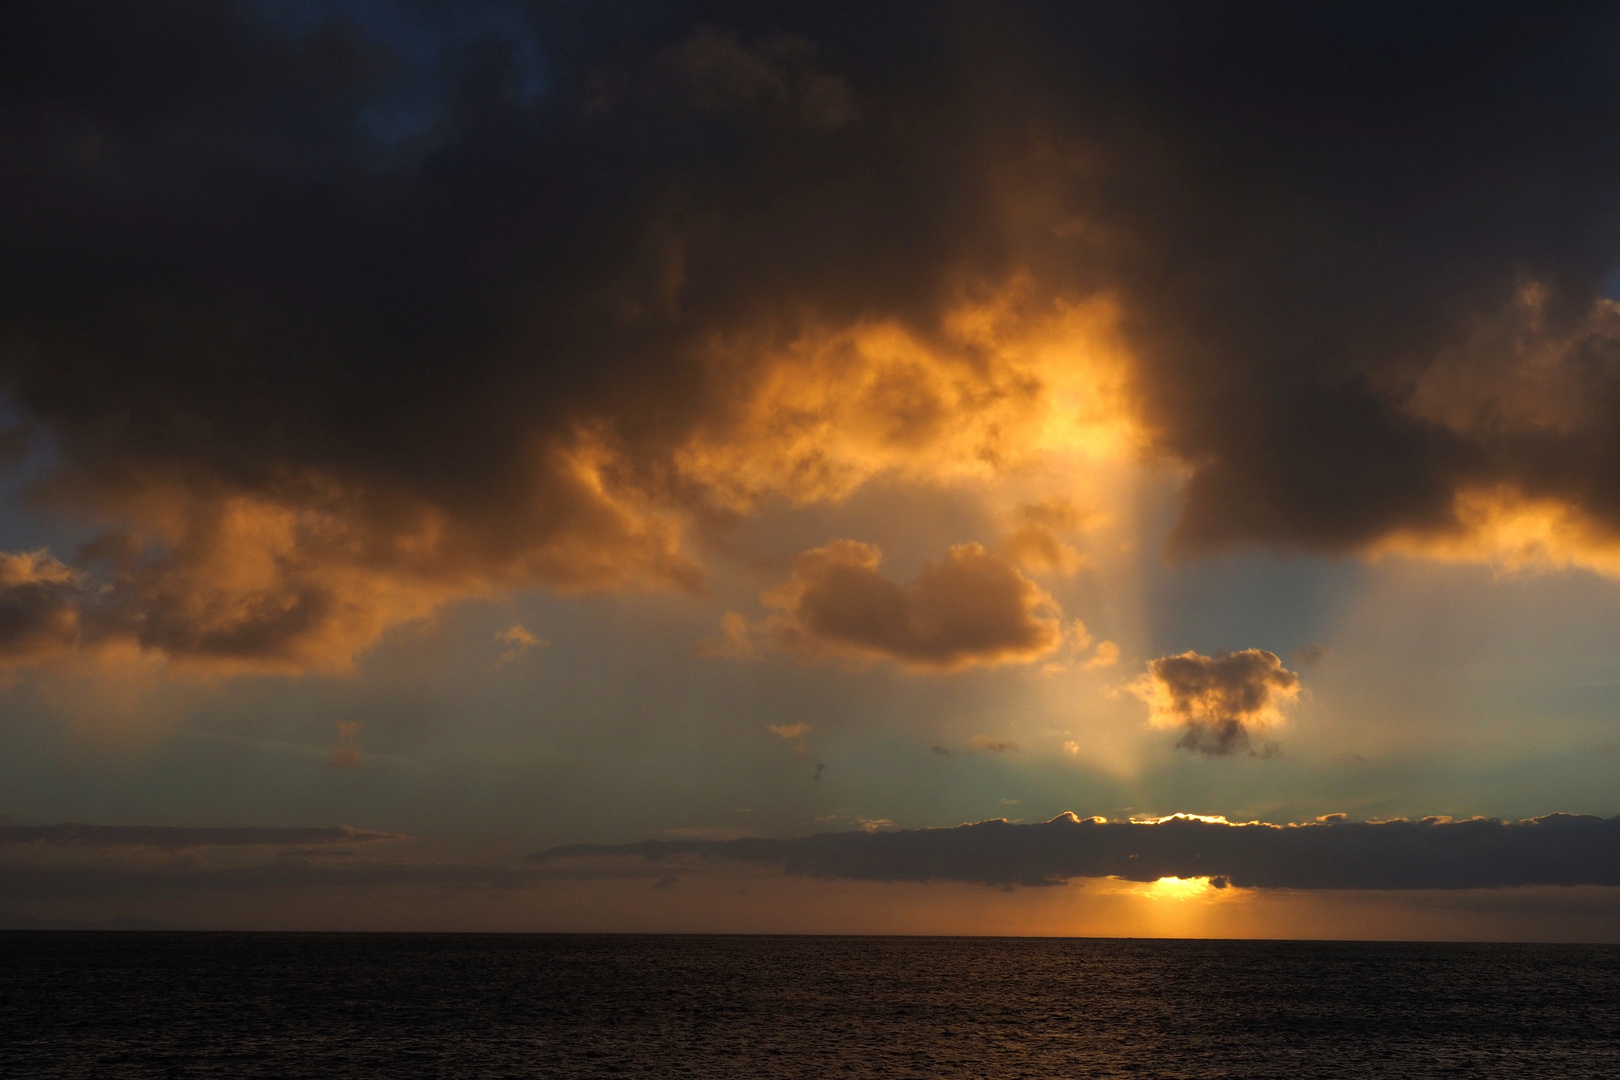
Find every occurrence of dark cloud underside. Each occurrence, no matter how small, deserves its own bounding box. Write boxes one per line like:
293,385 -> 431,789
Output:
6,2 -> 1620,665
540,813 -> 1620,890
763,541 -> 1062,670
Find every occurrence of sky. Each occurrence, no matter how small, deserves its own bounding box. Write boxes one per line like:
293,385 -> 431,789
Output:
2,0 -> 1620,939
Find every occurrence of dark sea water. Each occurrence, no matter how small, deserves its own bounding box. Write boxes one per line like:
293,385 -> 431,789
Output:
3,933 -> 1619,1079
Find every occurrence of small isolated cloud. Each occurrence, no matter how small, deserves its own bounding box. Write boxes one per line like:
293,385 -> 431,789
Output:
1062,740 -> 1080,755
998,498 -> 1097,576
768,722 -> 811,758
762,540 -> 1062,672
968,735 -> 1019,753
1291,643 -> 1328,667
497,624 -> 549,666
1041,622 -> 1119,676
931,744 -> 952,757
1084,640 -> 1120,670
696,611 -> 760,660
1132,649 -> 1300,756
999,527 -> 1084,576
330,720 -> 363,770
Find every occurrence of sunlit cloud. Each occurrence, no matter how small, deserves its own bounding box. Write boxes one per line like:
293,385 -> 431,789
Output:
1130,650 -> 1301,756
1083,640 -> 1120,670
495,624 -> 548,665
768,721 -> 812,757
9,0 -> 1620,709
1374,486 -> 1620,580
695,611 -> 760,661
998,497 -> 1099,575
672,287 -> 1140,514
1141,875 -> 1225,900
756,540 -> 1065,672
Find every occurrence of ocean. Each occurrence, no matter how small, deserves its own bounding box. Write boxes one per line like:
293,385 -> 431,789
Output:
3,932 -> 1618,1078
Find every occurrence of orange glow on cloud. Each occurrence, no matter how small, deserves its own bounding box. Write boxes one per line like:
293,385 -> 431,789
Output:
673,283 -> 1141,512
98,867 -> 1618,942
0,277 -> 1146,682
1375,485 -> 1620,579
757,539 -> 1066,671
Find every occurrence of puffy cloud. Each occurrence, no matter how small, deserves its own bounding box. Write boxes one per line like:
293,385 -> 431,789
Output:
696,611 -> 760,660
967,735 -> 1018,753
998,498 -> 1096,575
0,824 -> 403,850
9,0 -> 1620,679
0,551 -> 82,663
1132,650 -> 1301,756
1083,640 -> 1120,670
998,525 -> 1084,576
539,812 -> 1620,890
670,291 -> 1137,514
762,540 -> 1064,671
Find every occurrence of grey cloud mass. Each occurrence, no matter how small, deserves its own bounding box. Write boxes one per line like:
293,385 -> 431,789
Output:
6,1 -> 1620,670
0,824 -> 405,850
539,813 -> 1620,890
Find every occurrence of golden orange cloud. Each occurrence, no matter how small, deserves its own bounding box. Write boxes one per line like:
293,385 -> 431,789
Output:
672,283 -> 1141,512
1373,485 -> 1620,579
1131,649 -> 1301,756
757,539 -> 1065,672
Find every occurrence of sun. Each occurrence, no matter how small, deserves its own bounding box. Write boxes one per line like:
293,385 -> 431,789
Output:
1146,876 -> 1214,900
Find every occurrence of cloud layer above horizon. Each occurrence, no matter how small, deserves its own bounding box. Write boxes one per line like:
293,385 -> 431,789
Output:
542,812 -> 1620,891
6,1 -> 1620,677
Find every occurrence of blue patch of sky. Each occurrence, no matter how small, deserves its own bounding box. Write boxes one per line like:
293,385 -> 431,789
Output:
0,394 -> 101,558
251,0 -> 552,148
1130,483 -> 1365,662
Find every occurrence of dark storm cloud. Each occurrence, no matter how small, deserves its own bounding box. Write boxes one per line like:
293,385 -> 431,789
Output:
0,824 -> 404,849
538,812 -> 1620,890
6,1 -> 1620,667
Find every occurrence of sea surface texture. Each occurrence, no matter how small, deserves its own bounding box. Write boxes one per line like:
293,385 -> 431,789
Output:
3,933 -> 1618,1078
